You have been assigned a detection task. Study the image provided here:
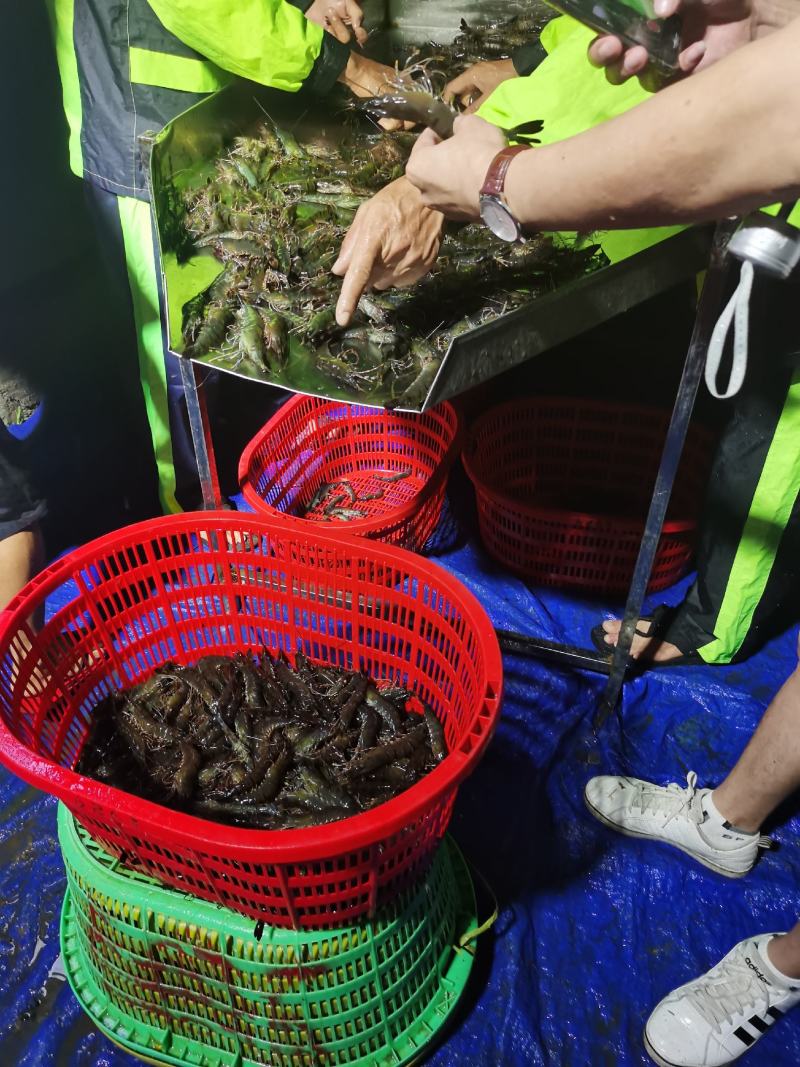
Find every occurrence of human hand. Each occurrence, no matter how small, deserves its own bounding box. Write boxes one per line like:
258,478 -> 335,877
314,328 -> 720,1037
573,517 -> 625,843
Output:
305,0 -> 368,46
337,53 -> 410,131
405,115 -> 507,220
443,59 -> 518,113
332,178 -> 444,326
587,0 -> 756,84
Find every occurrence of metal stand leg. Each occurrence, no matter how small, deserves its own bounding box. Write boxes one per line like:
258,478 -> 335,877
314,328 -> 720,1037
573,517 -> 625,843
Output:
594,219 -> 738,727
179,357 -> 223,510
496,631 -> 612,673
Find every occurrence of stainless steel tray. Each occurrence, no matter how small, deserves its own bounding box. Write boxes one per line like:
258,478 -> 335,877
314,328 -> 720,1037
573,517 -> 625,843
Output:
148,82 -> 713,412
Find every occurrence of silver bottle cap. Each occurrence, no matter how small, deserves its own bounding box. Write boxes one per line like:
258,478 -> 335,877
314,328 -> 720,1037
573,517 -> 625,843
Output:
728,212 -> 800,280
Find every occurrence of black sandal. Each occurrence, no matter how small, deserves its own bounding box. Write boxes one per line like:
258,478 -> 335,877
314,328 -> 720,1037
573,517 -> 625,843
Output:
590,604 -> 675,655
589,604 -> 704,669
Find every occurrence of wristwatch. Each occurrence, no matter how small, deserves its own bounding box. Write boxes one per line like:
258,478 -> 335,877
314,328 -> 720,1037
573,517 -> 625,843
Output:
479,145 -> 530,243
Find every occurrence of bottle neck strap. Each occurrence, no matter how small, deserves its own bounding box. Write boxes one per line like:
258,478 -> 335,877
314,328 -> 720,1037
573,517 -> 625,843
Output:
705,260 -> 755,400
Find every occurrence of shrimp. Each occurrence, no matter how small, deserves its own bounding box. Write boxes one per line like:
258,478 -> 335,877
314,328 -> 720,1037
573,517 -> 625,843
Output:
357,64 -> 457,138
359,87 -> 456,138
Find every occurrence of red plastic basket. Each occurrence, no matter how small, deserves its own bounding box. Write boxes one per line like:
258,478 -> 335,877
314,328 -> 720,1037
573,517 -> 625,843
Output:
238,396 -> 461,552
0,513 -> 501,928
463,397 -> 713,596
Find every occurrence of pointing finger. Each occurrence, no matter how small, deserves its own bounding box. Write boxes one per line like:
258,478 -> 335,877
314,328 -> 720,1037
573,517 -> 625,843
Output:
336,241 -> 380,325
332,207 -> 366,276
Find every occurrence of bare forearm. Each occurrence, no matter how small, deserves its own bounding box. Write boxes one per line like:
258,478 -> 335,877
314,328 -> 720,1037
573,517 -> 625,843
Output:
505,19 -> 800,231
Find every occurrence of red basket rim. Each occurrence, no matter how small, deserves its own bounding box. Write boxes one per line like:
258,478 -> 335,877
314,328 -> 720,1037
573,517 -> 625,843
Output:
0,512 -> 502,864
462,396 -> 703,534
238,396 -> 463,535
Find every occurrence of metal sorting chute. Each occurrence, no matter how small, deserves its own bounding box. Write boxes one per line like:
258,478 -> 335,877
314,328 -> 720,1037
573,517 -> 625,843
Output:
148,76 -> 712,413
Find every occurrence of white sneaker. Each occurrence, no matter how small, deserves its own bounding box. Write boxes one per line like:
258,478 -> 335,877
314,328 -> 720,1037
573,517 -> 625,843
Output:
644,934 -> 800,1066
584,772 -> 771,878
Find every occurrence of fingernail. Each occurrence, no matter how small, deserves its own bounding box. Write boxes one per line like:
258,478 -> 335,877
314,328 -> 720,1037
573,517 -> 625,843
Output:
596,38 -> 617,60
679,40 -> 706,69
654,0 -> 670,15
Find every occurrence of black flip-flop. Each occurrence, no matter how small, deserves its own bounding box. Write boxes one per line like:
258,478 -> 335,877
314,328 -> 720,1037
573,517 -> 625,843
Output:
590,603 -> 673,655
589,604 -> 704,669
591,617 -> 656,656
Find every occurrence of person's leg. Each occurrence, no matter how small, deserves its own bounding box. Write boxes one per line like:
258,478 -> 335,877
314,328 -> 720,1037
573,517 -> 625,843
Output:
590,662 -> 800,1061
0,420 -> 46,615
0,525 -> 44,609
769,922 -> 800,980
710,660 -> 800,832
117,194 -> 214,513
644,925 -> 800,1067
584,653 -> 800,876
84,184 -> 210,513
600,271 -> 800,666
598,613 -> 683,663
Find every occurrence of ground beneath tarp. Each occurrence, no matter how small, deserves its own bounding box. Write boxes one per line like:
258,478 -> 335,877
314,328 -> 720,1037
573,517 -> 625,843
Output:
2,497 -> 798,1067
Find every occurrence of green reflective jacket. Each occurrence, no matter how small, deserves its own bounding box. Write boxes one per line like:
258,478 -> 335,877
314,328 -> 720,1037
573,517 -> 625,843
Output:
479,17 -> 800,261
478,16 -> 684,263
48,0 -> 348,200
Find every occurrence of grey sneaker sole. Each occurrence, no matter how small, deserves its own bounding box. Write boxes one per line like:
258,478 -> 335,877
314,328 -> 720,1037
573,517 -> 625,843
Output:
583,789 -> 752,879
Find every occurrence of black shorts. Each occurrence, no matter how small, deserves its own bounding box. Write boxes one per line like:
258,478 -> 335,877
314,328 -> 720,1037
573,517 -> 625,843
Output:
0,420 -> 46,540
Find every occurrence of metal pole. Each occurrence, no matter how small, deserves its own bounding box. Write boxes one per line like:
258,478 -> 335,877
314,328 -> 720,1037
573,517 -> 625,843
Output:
594,219 -> 739,728
179,357 -> 223,510
496,631 -> 613,674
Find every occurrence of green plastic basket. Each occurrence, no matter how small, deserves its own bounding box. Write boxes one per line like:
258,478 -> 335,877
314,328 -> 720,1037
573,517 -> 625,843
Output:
59,805 -> 476,1067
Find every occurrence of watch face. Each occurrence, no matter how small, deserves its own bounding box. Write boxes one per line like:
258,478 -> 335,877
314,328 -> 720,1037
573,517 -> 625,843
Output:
480,196 -> 519,243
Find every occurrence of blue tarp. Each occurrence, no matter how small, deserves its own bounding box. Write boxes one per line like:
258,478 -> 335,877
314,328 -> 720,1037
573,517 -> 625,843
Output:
1,499 -> 798,1066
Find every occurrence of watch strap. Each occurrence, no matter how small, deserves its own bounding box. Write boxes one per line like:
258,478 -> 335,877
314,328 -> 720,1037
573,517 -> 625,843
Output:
480,145 -> 530,199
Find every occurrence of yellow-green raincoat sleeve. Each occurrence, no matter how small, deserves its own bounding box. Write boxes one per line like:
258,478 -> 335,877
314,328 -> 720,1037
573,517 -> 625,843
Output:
146,0 -> 348,94
478,17 -> 685,263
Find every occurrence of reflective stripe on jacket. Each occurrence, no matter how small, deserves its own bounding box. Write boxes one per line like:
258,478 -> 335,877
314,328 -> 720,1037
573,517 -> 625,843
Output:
478,17 -> 684,263
48,0 -> 348,200
479,17 -> 800,262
